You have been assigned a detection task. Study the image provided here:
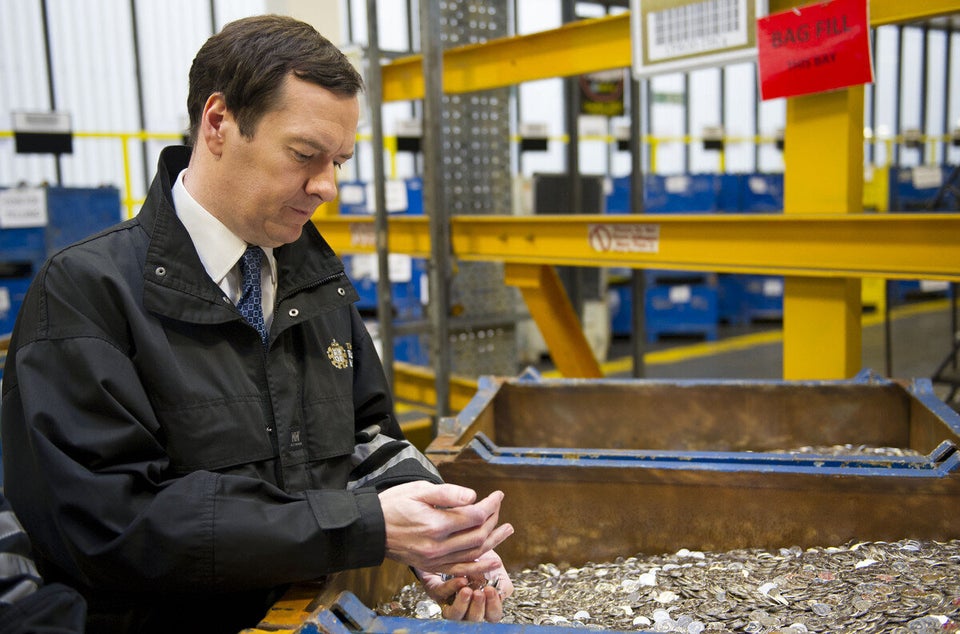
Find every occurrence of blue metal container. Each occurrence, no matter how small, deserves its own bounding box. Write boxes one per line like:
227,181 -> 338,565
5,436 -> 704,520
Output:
644,283 -> 718,342
739,173 -> 784,212
0,186 -> 121,341
889,165 -> 956,212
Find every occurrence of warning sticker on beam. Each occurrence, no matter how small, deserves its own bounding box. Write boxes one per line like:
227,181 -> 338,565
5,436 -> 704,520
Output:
588,223 -> 660,254
631,0 -> 767,78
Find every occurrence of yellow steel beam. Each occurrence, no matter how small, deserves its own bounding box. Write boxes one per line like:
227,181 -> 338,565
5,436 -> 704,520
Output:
313,214 -> 960,281
504,263 -> 603,378
845,0 -> 960,26
392,361 -> 481,414
780,84 -> 866,380
382,14 -> 631,102
380,3 -> 959,102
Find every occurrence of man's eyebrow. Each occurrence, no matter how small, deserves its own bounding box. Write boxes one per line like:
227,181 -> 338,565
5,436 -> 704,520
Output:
292,136 -> 354,160
291,136 -> 325,151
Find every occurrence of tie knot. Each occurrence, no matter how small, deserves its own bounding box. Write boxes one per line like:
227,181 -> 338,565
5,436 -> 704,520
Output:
237,246 -> 267,344
240,245 -> 264,276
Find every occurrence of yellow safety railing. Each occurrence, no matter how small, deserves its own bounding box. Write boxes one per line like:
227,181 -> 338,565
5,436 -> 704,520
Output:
0,130 -> 183,219
1,129 -> 952,218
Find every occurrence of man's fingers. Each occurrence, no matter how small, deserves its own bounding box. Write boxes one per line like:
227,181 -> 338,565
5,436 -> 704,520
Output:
441,587 -> 473,621
440,522 -> 515,572
418,482 -> 478,509
482,585 -> 504,622
466,589 -> 486,622
437,490 -> 505,535
441,586 -> 501,623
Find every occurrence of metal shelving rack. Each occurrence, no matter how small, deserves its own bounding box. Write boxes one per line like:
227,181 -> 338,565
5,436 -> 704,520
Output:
345,0 -> 960,417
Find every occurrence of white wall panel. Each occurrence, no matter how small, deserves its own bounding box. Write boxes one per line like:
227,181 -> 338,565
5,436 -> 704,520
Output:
46,0 -> 139,188
688,68 -> 721,173
217,0 -> 270,31
0,0 -> 57,185
722,63 -> 757,174
0,0 -> 268,208
134,1 -> 216,203
0,2 -> 956,203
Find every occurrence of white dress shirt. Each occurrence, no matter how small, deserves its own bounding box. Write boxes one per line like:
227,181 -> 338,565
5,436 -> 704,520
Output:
172,169 -> 277,329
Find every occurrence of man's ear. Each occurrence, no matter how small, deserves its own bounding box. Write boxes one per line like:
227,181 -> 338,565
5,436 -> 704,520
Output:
200,93 -> 229,157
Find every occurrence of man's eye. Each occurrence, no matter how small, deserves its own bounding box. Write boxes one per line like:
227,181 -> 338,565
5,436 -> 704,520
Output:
293,151 -> 312,162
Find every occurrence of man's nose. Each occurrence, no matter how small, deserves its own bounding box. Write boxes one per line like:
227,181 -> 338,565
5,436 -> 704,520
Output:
306,163 -> 338,202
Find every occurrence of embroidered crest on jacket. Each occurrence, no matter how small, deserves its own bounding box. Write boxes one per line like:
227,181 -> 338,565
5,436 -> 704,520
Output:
327,340 -> 353,369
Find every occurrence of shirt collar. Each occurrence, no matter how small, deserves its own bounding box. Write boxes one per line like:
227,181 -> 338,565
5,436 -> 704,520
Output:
172,169 -> 275,284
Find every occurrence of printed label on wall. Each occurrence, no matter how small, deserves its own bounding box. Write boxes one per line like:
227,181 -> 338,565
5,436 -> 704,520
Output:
0,187 -> 47,228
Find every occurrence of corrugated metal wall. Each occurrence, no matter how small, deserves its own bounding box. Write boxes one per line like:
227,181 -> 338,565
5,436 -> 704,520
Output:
2,1 -> 959,207
0,0 -> 266,211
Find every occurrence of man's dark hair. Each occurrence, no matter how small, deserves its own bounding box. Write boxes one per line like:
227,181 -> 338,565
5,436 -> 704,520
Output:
186,14 -> 364,144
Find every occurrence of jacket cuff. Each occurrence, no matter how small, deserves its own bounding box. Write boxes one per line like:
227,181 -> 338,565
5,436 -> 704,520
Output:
353,486 -> 387,568
305,487 -> 386,570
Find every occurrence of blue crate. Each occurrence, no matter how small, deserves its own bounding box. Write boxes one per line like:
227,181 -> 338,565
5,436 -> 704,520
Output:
609,283 -> 633,337
337,179 -> 426,320
607,173 -> 785,214
644,269 -> 715,287
394,333 -> 429,365
45,187 -> 123,250
716,173 -> 742,212
740,173 -> 784,212
607,174 -> 720,214
343,255 -> 426,320
405,177 -> 423,215
740,275 -> 784,321
336,181 -> 369,215
0,187 -> 121,342
716,275 -> 784,324
337,178 -> 424,216
644,283 -> 718,342
645,174 -> 722,213
0,226 -> 46,273
606,176 -> 632,213
888,279 -> 952,305
717,274 -> 748,325
0,276 -> 34,336
889,165 -> 955,212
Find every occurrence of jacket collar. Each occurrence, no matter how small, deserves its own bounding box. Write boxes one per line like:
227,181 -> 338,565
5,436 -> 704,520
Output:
141,146 -> 346,323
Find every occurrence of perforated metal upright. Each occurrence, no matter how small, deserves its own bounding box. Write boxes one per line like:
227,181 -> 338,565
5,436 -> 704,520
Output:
424,0 -> 520,384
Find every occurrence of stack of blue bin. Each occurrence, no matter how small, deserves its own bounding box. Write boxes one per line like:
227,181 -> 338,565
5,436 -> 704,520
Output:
0,186 -> 122,338
716,173 -> 785,325
337,178 -> 429,365
607,174 -> 721,342
886,165 -> 957,305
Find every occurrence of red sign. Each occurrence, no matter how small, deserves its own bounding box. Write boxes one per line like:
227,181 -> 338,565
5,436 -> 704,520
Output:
756,0 -> 873,101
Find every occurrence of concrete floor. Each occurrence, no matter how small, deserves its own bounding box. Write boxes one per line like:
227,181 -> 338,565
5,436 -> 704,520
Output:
569,295 -> 960,408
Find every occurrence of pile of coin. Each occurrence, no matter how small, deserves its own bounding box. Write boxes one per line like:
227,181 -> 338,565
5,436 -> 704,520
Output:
378,538 -> 960,632
782,444 -> 923,458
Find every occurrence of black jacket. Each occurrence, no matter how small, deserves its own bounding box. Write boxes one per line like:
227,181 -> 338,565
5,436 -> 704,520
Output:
1,146 -> 441,632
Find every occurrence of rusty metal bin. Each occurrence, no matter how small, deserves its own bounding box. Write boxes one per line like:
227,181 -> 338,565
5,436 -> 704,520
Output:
425,368 -> 960,570
252,369 -> 960,633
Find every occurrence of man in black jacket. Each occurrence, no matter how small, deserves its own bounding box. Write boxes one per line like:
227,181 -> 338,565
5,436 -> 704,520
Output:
1,14 -> 512,633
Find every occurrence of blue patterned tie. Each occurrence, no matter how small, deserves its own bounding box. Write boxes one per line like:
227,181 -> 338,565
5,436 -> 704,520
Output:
237,246 -> 267,344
